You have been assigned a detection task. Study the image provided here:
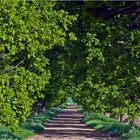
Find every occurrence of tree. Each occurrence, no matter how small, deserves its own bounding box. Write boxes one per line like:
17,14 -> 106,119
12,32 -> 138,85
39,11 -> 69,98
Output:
55,1 -> 140,121
0,0 -> 76,129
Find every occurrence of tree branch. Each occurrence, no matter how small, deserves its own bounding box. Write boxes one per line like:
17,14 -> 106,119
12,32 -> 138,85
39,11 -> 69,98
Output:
88,6 -> 140,19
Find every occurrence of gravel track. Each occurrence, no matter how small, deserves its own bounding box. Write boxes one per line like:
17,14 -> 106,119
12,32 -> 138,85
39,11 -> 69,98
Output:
27,105 -> 121,140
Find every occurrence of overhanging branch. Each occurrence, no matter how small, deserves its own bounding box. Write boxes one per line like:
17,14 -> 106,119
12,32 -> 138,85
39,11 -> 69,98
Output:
88,6 -> 140,19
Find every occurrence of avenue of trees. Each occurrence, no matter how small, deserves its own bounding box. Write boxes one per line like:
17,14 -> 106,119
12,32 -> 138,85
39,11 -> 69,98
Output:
0,1 -> 140,129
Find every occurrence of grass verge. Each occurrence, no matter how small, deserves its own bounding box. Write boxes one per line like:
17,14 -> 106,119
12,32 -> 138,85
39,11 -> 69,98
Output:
0,104 -> 66,140
78,107 -> 140,140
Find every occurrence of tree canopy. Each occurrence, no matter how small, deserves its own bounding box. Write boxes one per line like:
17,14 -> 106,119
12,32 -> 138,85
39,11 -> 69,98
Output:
0,1 -> 140,129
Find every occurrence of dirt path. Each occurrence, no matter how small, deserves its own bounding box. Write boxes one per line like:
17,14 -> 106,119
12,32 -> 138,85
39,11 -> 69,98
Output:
27,105 -> 121,140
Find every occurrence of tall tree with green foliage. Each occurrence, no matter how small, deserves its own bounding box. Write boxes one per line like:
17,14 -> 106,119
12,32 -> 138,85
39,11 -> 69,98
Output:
55,1 -> 140,122
0,0 -> 76,129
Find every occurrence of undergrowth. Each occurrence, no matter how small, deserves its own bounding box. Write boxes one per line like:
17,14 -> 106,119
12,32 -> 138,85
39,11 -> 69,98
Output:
0,104 -> 66,140
78,107 -> 140,140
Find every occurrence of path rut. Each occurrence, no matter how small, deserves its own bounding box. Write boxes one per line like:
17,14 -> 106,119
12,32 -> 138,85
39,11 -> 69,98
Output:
27,105 -> 121,140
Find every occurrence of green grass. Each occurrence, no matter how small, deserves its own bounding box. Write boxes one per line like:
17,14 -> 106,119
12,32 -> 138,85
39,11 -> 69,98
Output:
0,124 -> 22,140
0,104 -> 66,140
78,107 -> 140,140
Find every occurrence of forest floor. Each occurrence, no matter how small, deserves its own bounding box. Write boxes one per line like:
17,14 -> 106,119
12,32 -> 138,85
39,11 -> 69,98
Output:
27,105 -> 121,140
